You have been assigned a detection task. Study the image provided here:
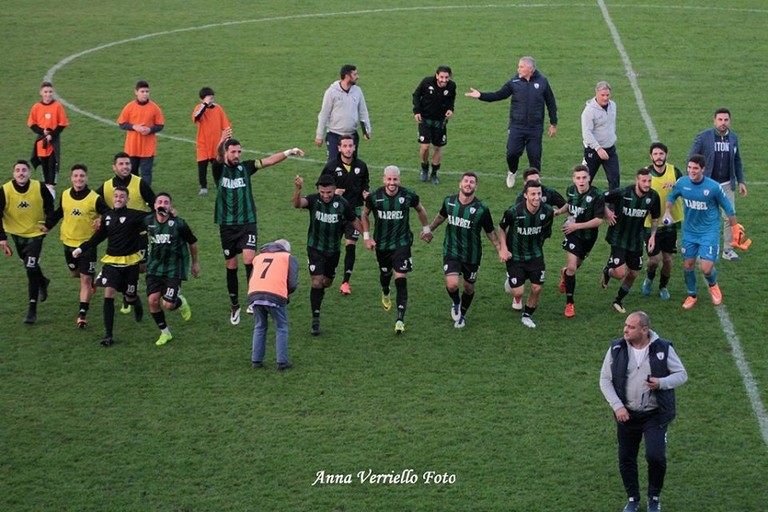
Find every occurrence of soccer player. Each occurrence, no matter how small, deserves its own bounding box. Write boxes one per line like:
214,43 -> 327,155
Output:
361,165 -> 432,334
412,65 -> 457,184
43,164 -> 110,328
641,143 -> 683,300
27,81 -> 69,199
96,152 -> 155,314
192,86 -> 231,196
319,135 -> 370,295
465,56 -> 558,188
554,164 -> 605,318
117,80 -> 165,185
514,167 -> 566,209
315,64 -> 372,162
293,174 -> 363,336
498,180 -> 554,328
428,172 -> 502,328
664,154 -> 739,309
213,134 -> 304,326
73,187 -> 147,346
689,107 -> 747,261
0,160 -> 54,324
145,193 -> 200,346
600,168 -> 661,314
582,81 -> 620,190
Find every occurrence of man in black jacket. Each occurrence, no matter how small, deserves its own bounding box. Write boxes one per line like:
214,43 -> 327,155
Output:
465,56 -> 557,188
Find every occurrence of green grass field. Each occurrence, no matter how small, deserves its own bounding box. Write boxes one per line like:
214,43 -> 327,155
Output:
1,1 -> 767,510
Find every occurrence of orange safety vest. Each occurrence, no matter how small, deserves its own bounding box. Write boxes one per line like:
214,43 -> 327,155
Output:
247,251 -> 289,299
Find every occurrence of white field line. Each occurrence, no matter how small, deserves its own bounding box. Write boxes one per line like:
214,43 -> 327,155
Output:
598,0 -> 768,449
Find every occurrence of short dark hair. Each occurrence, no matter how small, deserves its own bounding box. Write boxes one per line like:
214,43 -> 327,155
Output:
523,180 -> 542,194
461,172 -> 478,181
522,167 -> 540,181
636,168 -> 651,177
339,64 -> 356,79
316,174 -> 336,188
649,142 -> 668,154
224,138 -> 240,151
14,159 -> 31,169
113,152 -> 129,163
71,163 -> 88,173
114,186 -> 129,196
199,86 -> 214,99
338,135 -> 355,146
714,107 -> 731,117
436,65 -> 452,75
135,80 -> 149,90
572,164 -> 589,174
155,191 -> 172,202
40,81 -> 53,89
688,154 -> 706,168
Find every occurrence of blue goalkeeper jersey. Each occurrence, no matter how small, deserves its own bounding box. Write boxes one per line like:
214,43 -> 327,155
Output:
667,176 -> 734,239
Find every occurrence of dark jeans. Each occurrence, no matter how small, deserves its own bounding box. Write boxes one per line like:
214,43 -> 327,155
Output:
616,409 -> 668,499
129,156 -> 155,186
506,125 -> 543,174
584,145 -> 620,190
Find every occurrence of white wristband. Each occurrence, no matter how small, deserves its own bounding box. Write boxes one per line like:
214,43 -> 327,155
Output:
422,226 -> 432,234
363,232 -> 370,241
283,149 -> 292,157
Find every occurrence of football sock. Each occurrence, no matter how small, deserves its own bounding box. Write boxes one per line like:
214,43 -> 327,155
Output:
26,266 -> 41,301
310,287 -> 324,317
244,263 -> 253,284
421,162 -> 429,172
460,291 -> 474,315
343,244 -> 356,283
395,277 -> 408,321
447,287 -> 460,306
616,285 -> 630,303
380,272 -> 392,295
151,311 -> 167,330
684,269 -> 697,296
704,267 -> 717,287
79,302 -> 89,319
646,268 -> 656,281
431,163 -> 441,176
227,268 -> 239,305
659,273 -> 670,290
104,298 -> 115,337
523,305 -> 536,317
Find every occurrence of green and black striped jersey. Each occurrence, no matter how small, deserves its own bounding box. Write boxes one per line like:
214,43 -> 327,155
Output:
303,193 -> 356,253
212,160 -> 261,226
145,214 -> 197,280
499,202 -> 554,262
564,184 -> 605,242
365,186 -> 421,251
438,194 -> 495,265
604,185 -> 660,252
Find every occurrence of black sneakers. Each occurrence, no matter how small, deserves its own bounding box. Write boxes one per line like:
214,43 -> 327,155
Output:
310,318 -> 321,336
276,361 -> 293,371
623,497 -> 641,512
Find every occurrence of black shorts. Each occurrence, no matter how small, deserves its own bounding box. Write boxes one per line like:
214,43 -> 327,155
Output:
12,234 -> 45,269
65,245 -> 97,275
146,274 -> 182,303
306,247 -> 340,279
219,224 -> 258,260
645,228 -> 677,257
607,246 -> 644,272
505,257 -> 546,287
97,264 -> 140,296
562,234 -> 598,261
343,215 -> 361,241
417,119 -> 448,147
443,256 -> 479,283
376,246 -> 412,275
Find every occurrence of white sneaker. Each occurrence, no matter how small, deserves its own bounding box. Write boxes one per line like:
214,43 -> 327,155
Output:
506,171 -> 516,188
199,187 -> 208,196
230,304 -> 241,325
521,315 -> 536,328
454,316 -> 466,329
451,303 -> 461,321
722,248 -> 740,261
512,296 -> 523,311
246,303 -> 254,316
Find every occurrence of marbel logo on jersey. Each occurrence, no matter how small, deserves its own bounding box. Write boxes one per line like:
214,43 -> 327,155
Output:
17,201 -> 32,209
